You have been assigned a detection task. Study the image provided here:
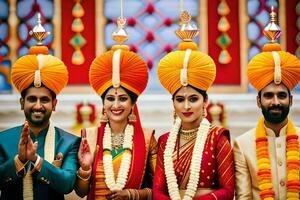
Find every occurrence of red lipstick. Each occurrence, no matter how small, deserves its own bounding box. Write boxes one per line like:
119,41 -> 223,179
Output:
182,112 -> 193,117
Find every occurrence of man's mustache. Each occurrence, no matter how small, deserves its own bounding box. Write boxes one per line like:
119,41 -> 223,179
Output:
268,105 -> 283,111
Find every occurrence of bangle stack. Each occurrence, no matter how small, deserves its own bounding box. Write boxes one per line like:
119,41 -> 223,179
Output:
127,189 -> 140,200
144,188 -> 152,200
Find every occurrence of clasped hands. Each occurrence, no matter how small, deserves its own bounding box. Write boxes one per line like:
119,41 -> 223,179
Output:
18,121 -> 38,164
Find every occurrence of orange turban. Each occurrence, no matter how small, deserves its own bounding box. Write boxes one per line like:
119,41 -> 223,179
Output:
89,47 -> 148,96
157,42 -> 216,95
11,48 -> 68,95
247,43 -> 300,91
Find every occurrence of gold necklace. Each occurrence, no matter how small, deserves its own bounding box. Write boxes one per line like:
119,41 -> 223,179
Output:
111,133 -> 124,150
179,128 -> 198,140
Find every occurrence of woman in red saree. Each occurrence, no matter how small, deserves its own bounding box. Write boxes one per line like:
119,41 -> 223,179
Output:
153,11 -> 235,200
74,18 -> 157,200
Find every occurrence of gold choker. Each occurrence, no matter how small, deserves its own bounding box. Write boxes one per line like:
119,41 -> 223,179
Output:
179,128 -> 198,140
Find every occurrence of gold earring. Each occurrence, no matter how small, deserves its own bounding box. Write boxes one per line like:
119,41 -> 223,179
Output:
128,109 -> 136,125
173,110 -> 178,124
203,107 -> 207,118
100,108 -> 108,123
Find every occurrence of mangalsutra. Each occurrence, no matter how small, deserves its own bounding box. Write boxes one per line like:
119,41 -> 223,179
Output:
111,133 -> 124,150
179,128 -> 198,140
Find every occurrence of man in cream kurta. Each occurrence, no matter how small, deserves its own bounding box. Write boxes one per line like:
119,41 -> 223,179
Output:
234,123 -> 300,199
234,10 -> 300,200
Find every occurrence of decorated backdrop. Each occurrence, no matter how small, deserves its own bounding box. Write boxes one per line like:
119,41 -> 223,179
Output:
0,0 -> 299,93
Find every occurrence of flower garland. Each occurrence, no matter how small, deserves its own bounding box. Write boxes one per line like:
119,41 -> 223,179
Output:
256,117 -> 299,200
164,117 -> 211,200
103,123 -> 134,191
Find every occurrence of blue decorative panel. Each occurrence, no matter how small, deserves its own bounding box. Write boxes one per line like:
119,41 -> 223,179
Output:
0,0 -> 11,93
104,0 -> 199,93
247,0 -> 279,61
16,0 -> 54,57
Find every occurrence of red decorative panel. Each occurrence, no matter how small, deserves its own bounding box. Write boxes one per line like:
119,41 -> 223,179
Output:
61,0 -> 96,84
286,0 -> 298,54
208,0 -> 240,85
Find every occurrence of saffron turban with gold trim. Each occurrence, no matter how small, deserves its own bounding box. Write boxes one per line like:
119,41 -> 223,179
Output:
89,47 -> 148,96
157,42 -> 216,95
11,48 -> 69,95
247,44 -> 300,91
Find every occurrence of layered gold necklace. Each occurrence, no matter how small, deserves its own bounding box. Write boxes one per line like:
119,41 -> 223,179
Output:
111,132 -> 125,150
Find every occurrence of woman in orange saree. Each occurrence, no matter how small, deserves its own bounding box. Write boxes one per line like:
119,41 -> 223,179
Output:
74,17 -> 157,199
153,11 -> 235,200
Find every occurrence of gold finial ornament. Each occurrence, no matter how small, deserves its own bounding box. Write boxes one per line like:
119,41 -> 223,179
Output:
263,6 -> 282,43
179,10 -> 192,24
112,16 -> 128,45
175,10 -> 199,42
29,13 -> 51,45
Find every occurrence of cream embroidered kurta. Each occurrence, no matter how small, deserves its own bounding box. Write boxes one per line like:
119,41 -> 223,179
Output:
233,124 -> 300,200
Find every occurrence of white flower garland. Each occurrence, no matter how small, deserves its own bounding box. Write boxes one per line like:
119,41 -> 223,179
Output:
103,123 -> 134,191
164,117 -> 210,200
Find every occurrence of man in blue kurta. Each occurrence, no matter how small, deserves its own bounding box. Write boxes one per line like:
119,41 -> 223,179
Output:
0,18 -> 80,200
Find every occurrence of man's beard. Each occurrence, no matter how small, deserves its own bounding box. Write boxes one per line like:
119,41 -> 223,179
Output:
261,105 -> 290,124
24,111 -> 50,126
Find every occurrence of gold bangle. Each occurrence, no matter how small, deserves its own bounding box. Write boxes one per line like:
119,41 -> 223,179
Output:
144,188 -> 152,200
76,171 -> 91,181
79,166 -> 91,172
77,167 -> 91,181
126,189 -> 131,200
131,189 -> 139,200
136,189 -> 140,200
77,167 -> 91,178
129,189 -> 136,199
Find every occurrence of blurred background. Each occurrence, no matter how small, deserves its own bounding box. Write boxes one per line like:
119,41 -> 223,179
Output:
0,0 -> 299,199
1,0 -> 299,138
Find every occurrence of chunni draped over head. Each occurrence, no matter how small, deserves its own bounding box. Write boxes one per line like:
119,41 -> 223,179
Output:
89,46 -> 148,96
247,43 -> 300,91
11,47 -> 68,95
157,42 -> 216,95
